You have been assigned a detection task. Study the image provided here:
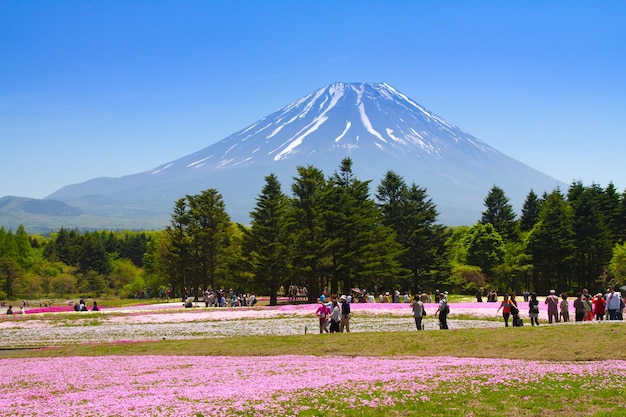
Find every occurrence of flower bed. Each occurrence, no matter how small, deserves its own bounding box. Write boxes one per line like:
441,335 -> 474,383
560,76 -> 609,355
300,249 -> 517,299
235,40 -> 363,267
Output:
1,355 -> 624,416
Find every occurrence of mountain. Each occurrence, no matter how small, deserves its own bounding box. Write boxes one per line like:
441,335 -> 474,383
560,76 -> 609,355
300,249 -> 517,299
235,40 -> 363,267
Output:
3,82 -> 563,231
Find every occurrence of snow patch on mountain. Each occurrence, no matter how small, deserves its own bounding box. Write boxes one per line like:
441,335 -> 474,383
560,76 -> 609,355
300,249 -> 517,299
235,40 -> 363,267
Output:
151,163 -> 173,175
335,121 -> 352,143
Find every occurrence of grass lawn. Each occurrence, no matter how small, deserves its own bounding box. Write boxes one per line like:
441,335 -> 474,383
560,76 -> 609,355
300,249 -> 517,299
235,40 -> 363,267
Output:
5,321 -> 624,361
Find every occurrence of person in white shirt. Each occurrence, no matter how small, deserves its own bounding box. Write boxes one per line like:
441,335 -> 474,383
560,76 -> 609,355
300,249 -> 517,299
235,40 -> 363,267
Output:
605,286 -> 622,320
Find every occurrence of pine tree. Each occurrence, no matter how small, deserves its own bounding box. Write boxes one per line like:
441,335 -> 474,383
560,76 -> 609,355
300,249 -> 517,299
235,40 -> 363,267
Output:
165,198 -> 192,299
186,189 -> 232,295
568,183 -> 613,289
480,186 -> 518,240
520,189 -> 542,232
527,189 -> 575,292
377,171 -> 446,292
247,174 -> 290,306
325,158 -> 404,294
289,165 -> 331,301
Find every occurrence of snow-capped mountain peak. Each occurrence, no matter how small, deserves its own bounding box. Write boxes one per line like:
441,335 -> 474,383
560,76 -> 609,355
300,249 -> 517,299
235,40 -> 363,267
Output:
45,82 -> 563,227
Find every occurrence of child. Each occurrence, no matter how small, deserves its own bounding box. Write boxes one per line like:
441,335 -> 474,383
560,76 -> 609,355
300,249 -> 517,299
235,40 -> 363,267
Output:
559,293 -> 569,322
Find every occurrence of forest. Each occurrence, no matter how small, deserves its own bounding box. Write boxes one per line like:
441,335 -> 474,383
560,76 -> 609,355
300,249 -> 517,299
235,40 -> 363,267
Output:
1,158 -> 626,305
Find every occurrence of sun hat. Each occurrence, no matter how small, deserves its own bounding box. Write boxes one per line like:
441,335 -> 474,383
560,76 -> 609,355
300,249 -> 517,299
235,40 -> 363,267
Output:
340,295 -> 347,301
550,289 -> 556,294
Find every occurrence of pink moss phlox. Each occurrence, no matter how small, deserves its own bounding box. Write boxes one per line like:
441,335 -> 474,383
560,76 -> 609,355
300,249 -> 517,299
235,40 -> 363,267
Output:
1,355 -> 625,416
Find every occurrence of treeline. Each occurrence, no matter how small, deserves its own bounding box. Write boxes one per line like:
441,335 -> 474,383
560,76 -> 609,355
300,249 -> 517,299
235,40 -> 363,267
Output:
1,158 -> 626,304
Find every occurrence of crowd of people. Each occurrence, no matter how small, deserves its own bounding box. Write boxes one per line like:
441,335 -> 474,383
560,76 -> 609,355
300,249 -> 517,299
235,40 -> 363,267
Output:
287,285 -> 309,302
182,288 -> 258,309
71,299 -> 99,312
315,294 -> 351,333
343,285 -> 624,331
493,286 -> 625,327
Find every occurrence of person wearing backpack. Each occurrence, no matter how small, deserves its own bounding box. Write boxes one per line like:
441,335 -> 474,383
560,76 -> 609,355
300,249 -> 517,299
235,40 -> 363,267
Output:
510,293 -> 522,327
411,294 -> 425,330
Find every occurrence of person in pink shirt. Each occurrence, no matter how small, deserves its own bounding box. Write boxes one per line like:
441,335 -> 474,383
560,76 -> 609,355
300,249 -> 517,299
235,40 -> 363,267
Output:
315,299 -> 330,333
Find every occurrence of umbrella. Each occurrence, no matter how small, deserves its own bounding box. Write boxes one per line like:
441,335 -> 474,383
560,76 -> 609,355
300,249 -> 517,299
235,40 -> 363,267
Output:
619,285 -> 626,292
351,288 -> 364,294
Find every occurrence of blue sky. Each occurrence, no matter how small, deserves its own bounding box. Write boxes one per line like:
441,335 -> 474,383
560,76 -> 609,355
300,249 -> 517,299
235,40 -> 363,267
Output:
1,0 -> 625,199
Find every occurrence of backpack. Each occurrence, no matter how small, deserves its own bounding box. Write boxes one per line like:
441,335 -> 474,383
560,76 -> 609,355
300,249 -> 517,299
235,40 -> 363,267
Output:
530,301 -> 539,313
441,303 -> 449,315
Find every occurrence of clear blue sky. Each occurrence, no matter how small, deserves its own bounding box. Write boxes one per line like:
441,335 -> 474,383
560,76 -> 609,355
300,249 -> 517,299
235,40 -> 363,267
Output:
1,0 -> 625,199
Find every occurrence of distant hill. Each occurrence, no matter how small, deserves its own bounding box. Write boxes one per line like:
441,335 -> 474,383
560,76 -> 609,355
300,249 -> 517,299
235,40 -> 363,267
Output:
2,82 -> 564,232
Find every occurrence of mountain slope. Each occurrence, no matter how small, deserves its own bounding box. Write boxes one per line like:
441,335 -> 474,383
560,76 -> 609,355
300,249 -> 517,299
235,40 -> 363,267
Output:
17,82 -> 564,229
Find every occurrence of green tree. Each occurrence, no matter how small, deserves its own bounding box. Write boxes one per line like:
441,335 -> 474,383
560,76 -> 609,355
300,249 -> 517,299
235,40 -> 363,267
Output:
164,198 -> 192,299
377,171 -> 447,292
617,189 -> 626,244
449,264 -> 486,294
481,186 -> 518,240
568,184 -> 613,289
465,223 -> 505,278
325,159 -> 404,294
49,272 -> 77,298
527,189 -> 575,292
78,233 -> 112,276
14,225 -> 34,267
110,258 -> 142,290
608,242 -> 626,285
601,182 -> 622,242
186,189 -> 232,296
246,174 -> 291,306
0,256 -> 23,298
289,165 -> 331,301
520,190 -> 542,232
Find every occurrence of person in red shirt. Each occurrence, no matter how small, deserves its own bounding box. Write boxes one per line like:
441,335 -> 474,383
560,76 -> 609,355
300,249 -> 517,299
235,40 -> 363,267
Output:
497,294 -> 517,327
592,293 -> 606,321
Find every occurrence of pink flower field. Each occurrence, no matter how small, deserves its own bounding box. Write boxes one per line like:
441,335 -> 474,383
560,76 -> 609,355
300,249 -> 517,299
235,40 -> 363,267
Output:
1,355 -> 625,416
0,300 -> 612,348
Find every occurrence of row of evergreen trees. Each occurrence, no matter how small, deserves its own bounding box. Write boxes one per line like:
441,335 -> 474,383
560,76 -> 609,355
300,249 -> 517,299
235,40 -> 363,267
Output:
1,157 -> 625,304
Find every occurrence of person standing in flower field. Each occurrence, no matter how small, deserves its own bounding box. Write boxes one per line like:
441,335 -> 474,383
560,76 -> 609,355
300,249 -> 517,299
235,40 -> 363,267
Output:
329,300 -> 341,333
559,293 -> 570,323
592,293 -> 605,321
411,294 -> 425,330
496,294 -> 516,327
528,292 -> 540,326
583,293 -> 593,321
340,295 -> 351,332
605,286 -> 622,320
436,292 -> 449,329
573,293 -> 586,322
315,299 -> 330,333
545,290 -> 560,324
